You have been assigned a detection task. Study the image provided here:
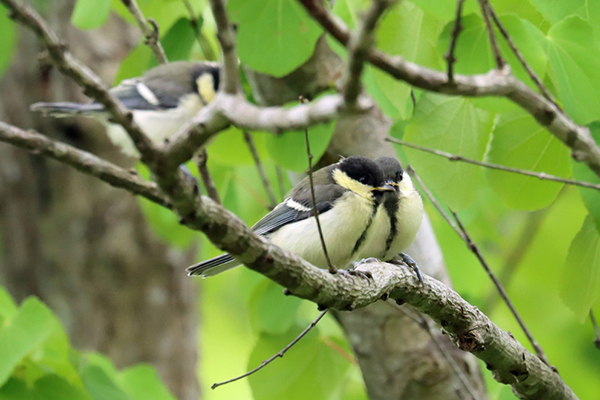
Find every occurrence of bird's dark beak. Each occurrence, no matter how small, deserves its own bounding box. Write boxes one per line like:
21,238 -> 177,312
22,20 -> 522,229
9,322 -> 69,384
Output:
371,184 -> 395,193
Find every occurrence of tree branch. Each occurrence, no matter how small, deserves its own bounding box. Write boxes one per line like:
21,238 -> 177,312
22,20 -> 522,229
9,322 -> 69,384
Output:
297,0 -> 600,180
2,0 -> 158,163
194,148 -> 222,205
445,0 -> 466,82
0,121 -> 170,208
342,0 -> 394,110
388,137 -> 600,192
182,0 -> 217,61
120,0 -> 168,64
208,0 -> 239,94
477,0 -> 504,70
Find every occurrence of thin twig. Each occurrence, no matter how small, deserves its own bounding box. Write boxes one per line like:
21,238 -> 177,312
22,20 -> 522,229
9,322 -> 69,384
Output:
194,148 -> 221,205
406,166 -> 462,235
451,211 -> 551,367
388,137 -> 600,192
488,6 -> 561,111
181,0 -> 217,61
477,0 -> 504,69
243,131 -> 278,209
590,310 -> 600,350
211,310 -> 328,389
342,0 -> 394,109
276,165 -> 287,201
120,0 -> 168,64
446,0 -> 466,82
2,0 -> 157,161
0,121 -> 170,207
208,0 -> 238,94
304,123 -> 335,273
483,209 -> 548,311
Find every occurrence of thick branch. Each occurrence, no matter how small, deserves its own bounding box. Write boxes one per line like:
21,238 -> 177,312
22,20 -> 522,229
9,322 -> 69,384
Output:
0,121 -> 170,207
2,0 -> 158,163
297,0 -> 600,179
120,0 -> 168,64
208,0 -> 239,94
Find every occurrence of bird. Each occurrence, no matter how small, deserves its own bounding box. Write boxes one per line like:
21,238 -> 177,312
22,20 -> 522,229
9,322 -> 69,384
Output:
30,61 -> 220,157
357,157 -> 424,280
187,156 -> 396,277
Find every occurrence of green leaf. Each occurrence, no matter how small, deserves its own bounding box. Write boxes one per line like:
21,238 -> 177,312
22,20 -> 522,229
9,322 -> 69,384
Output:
0,298 -> 55,387
112,44 -> 153,85
332,0 -> 370,29
249,280 -> 302,334
71,0 -> 112,30
0,288 -> 17,322
82,365 -> 132,400
486,108 -> 571,210
32,375 -> 91,400
546,16 -> 600,124
407,0 -> 479,23
228,0 -> 323,77
149,18 -> 196,67
362,65 -> 411,120
572,122 -> 600,230
207,127 -> 258,166
248,326 -> 351,400
529,0 -> 600,25
117,365 -> 175,400
265,120 -> 335,172
0,5 -> 17,77
560,215 -> 600,322
404,93 -> 494,210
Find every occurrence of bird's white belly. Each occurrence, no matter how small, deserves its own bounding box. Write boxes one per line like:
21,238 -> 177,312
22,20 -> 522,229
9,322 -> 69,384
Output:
269,193 -> 375,269
105,94 -> 203,157
358,206 -> 391,260
384,191 -> 423,260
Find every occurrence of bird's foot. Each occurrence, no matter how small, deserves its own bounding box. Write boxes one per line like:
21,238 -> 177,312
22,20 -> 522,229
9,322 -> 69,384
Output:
390,253 -> 424,284
352,257 -> 380,267
334,268 -> 373,281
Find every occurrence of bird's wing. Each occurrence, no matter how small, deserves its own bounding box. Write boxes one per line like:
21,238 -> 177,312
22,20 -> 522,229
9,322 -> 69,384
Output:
108,79 -> 168,110
251,184 -> 347,236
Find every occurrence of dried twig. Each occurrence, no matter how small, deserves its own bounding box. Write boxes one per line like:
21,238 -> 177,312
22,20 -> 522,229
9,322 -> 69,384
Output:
243,131 -> 278,209
181,0 -> 217,61
590,310 -> 600,350
342,0 -> 394,109
0,121 -> 170,207
211,310 -> 328,389
194,148 -> 221,205
451,211 -> 551,367
302,106 -> 335,272
208,0 -> 238,93
120,0 -> 168,64
488,6 -> 560,110
388,137 -> 600,192
477,0 -> 504,69
445,0 -> 466,82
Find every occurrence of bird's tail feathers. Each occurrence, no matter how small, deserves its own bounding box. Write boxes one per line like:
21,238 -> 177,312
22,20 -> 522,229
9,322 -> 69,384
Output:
187,254 -> 240,277
30,102 -> 105,117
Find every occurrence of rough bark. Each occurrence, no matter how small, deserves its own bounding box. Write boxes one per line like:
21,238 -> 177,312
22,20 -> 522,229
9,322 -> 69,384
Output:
0,5 -> 199,400
244,37 -> 488,400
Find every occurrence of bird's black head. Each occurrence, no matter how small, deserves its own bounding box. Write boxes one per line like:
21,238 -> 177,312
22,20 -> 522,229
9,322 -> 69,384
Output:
334,156 -> 394,200
376,157 -> 404,190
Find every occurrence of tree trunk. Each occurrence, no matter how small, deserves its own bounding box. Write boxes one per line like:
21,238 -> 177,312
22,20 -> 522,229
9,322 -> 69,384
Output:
0,5 -> 199,400
245,36 -> 488,400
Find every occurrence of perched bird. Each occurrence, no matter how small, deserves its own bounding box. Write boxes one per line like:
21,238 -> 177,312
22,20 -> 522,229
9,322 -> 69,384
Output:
31,61 -> 220,157
357,157 -> 424,279
187,156 -> 395,277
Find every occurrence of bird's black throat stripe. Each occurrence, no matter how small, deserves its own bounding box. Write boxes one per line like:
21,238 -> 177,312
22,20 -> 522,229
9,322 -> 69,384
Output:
383,194 -> 399,256
351,201 -> 380,256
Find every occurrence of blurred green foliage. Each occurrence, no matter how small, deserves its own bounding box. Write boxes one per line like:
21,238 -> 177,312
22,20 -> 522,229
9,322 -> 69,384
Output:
1,0 -> 600,399
0,288 -> 176,400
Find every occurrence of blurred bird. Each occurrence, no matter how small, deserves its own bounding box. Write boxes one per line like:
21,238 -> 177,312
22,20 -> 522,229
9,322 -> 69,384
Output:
357,157 -> 424,280
187,156 -> 395,277
31,61 -> 220,157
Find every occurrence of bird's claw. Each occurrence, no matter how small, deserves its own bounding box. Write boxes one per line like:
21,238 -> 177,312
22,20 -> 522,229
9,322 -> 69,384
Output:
390,253 -> 424,284
352,257 -> 379,267
335,268 -> 373,282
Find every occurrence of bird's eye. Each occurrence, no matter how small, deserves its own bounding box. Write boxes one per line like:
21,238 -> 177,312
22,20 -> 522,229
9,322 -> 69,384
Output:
359,176 -> 368,184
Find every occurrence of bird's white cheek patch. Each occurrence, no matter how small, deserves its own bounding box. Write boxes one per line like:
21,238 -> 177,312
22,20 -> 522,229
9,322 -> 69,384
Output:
136,82 -> 160,106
